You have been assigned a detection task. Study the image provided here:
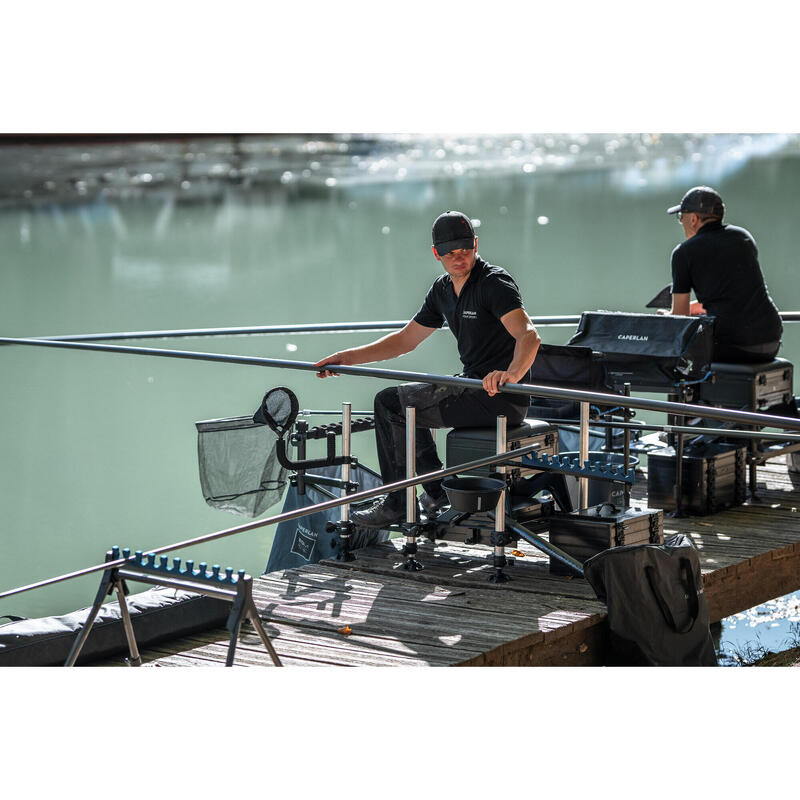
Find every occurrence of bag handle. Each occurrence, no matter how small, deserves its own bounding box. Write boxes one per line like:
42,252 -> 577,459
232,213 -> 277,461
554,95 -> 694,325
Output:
644,558 -> 699,634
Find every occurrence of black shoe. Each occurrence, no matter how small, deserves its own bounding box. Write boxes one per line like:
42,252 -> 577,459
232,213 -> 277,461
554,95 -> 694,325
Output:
419,491 -> 449,517
350,498 -> 406,529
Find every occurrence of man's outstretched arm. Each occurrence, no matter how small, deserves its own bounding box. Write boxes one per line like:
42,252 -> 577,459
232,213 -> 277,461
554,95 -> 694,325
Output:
314,320 -> 436,377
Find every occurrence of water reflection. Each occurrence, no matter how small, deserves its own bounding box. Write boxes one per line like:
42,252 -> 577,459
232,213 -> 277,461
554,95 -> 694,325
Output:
2,133 -> 800,621
717,591 -> 800,666
3,133 -> 799,208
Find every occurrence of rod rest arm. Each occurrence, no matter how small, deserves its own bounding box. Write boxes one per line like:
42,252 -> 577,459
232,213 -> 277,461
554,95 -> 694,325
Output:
297,417 -> 375,441
276,435 -> 356,471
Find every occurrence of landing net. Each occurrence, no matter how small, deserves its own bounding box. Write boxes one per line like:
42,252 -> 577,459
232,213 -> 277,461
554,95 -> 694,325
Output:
196,387 -> 298,518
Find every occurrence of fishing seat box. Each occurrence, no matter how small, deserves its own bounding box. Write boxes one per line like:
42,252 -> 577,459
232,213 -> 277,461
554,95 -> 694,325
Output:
446,419 -> 557,481
548,503 -> 664,575
699,358 -> 794,412
646,442 -> 747,515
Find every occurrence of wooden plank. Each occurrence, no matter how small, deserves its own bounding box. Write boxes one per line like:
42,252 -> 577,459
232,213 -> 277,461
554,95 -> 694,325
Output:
90,460 -> 800,667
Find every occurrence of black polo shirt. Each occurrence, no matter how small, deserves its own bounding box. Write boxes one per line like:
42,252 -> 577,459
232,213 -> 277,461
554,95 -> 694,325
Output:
413,256 -> 530,401
671,221 -> 782,347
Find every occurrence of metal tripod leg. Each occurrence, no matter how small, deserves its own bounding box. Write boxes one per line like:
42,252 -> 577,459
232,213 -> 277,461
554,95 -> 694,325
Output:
65,568 -> 141,667
64,567 -> 115,666
225,587 -> 247,666
225,577 -> 282,666
246,600 -> 282,667
114,580 -> 142,666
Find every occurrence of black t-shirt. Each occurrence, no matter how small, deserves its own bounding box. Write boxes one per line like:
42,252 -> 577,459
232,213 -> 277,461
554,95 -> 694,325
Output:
671,221 -> 782,347
413,256 -> 530,402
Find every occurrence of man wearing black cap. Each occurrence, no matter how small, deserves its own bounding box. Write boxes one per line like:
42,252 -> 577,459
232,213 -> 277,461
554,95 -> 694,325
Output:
666,185 -> 782,362
314,210 -> 541,528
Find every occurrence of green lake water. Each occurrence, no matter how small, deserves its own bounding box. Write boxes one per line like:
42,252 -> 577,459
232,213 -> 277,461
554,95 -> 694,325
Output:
2,133 -> 799,630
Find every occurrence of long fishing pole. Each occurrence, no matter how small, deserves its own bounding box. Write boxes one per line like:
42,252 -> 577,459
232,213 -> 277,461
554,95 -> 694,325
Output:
544,417 -> 800,443
2,334 -> 800,432
13,315 -> 584,344
10,311 -> 800,344
0,441 -> 545,602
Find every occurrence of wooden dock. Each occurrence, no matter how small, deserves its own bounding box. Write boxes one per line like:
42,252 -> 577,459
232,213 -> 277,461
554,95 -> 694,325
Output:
98,459 -> 800,667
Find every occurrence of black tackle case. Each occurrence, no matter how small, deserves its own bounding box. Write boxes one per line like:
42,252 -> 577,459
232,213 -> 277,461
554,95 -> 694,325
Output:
548,502 -> 664,575
646,442 -> 747,515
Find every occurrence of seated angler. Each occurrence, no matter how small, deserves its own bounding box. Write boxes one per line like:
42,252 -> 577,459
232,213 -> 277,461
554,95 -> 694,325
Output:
666,186 -> 782,363
314,210 -> 541,528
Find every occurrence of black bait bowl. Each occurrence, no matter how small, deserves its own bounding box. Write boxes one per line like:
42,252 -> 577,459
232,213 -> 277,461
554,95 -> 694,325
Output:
441,476 -> 505,513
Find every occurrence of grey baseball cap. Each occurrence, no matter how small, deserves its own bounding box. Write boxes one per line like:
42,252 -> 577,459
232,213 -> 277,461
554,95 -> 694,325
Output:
667,186 -> 725,216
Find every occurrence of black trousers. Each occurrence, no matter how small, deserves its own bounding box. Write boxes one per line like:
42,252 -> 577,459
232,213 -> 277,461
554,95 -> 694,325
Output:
373,382 -> 528,511
713,339 -> 781,363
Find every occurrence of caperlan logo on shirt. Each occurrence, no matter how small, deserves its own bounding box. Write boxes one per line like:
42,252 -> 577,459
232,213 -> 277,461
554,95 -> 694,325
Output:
617,334 -> 648,341
462,310 -> 477,319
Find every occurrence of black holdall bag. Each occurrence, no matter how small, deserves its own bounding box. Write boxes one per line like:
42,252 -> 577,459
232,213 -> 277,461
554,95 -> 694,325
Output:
567,311 -> 715,390
583,533 -> 717,666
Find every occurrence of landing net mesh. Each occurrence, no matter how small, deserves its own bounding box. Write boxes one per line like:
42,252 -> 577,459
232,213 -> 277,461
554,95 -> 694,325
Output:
196,388 -> 298,518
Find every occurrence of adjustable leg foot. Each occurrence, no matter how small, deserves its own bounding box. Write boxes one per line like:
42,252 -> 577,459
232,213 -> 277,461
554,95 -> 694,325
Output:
401,539 -> 424,571
487,552 -> 511,583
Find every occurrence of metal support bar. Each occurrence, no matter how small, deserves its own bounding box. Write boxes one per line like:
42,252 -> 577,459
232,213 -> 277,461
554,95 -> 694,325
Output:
501,517 -> 584,577
340,402 -> 351,523
402,406 -> 423,571
579,401 -> 590,509
488,416 -> 510,584
623,383 -> 632,508
673,385 -> 687,518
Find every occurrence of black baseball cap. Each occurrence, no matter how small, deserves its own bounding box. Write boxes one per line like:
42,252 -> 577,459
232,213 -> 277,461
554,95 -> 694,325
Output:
667,186 -> 725,217
432,211 -> 475,255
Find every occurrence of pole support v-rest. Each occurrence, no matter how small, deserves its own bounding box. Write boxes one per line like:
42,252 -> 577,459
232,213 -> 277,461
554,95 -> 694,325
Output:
64,547 -> 282,667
